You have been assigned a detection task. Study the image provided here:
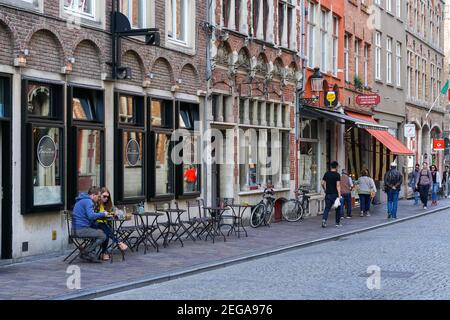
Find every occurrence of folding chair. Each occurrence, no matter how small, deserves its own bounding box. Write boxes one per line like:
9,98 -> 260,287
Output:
216,197 -> 237,236
192,199 -> 216,242
63,210 -> 97,264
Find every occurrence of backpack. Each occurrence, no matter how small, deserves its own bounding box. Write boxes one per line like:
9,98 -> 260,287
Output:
418,170 -> 431,186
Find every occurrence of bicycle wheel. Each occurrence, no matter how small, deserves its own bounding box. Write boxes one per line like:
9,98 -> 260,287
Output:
282,199 -> 303,222
250,203 -> 266,228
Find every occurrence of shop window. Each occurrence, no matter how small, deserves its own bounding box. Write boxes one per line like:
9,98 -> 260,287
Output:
240,129 -> 259,190
300,118 -> 318,139
282,132 -> 290,187
0,77 -> 6,118
177,102 -> 201,196
68,86 -> 104,206
22,79 -> 64,213
154,133 -> 173,196
151,99 -> 173,128
115,93 -> 145,202
299,141 -> 318,192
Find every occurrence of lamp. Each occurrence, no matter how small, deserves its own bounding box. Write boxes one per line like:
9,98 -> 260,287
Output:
310,67 -> 324,93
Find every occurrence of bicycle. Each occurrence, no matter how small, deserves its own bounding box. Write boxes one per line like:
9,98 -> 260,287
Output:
281,188 -> 310,222
250,188 -> 276,228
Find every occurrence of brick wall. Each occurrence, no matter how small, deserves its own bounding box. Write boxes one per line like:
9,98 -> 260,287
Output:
0,21 -> 12,65
72,40 -> 102,80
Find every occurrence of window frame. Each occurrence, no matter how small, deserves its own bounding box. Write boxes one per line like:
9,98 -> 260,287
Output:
167,0 -> 188,44
67,85 -> 105,209
114,92 -> 146,204
21,78 -> 65,214
119,0 -> 148,29
175,101 -> 201,198
64,0 -> 96,19
148,97 -> 176,201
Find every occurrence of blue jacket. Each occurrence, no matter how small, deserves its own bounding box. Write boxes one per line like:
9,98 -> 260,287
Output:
72,193 -> 105,230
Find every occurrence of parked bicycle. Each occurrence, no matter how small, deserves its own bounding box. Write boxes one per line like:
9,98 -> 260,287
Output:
281,189 -> 310,222
250,188 -> 276,228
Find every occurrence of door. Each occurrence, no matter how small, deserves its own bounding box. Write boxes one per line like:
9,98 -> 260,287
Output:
0,123 -> 2,253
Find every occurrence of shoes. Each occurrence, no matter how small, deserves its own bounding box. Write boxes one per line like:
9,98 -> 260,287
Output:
423,206 -> 427,210
100,253 -> 110,261
360,213 -> 364,217
321,220 -> 327,228
118,242 -> 128,251
81,252 -> 101,263
345,216 -> 352,219
365,213 -> 371,217
335,223 -> 343,227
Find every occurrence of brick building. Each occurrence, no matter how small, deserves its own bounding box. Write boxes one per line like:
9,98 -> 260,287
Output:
0,0 -> 207,259
207,0 -> 303,219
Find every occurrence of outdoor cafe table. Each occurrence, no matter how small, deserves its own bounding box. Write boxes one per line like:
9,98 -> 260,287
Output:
229,204 -> 251,238
132,212 -> 164,254
155,208 -> 186,247
202,206 -> 228,242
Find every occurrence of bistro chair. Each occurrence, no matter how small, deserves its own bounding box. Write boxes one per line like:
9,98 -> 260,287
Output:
216,197 -> 237,235
63,210 -> 97,264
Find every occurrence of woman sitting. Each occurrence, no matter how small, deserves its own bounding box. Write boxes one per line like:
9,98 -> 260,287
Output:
92,187 -> 128,261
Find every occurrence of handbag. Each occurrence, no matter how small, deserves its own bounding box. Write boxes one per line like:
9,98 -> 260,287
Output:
370,190 -> 376,198
332,197 -> 341,209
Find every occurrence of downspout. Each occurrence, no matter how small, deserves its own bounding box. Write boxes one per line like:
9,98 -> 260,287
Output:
204,0 -> 212,206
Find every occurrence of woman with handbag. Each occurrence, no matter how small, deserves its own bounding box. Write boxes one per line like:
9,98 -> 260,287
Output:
357,169 -> 377,217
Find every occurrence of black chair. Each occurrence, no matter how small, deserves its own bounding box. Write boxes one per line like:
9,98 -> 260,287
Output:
155,202 -> 184,247
63,210 -> 97,264
216,197 -> 237,235
184,199 -> 212,242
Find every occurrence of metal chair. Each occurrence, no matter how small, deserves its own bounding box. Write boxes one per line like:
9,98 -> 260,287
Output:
216,197 -> 237,235
63,210 -> 97,264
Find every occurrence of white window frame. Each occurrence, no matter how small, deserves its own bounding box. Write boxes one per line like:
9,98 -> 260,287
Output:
307,2 -> 316,68
120,0 -> 147,29
386,37 -> 392,84
375,32 -> 381,80
364,44 -> 369,86
320,9 -> 328,72
386,0 -> 392,13
168,0 -> 188,44
396,42 -> 401,87
354,39 -> 360,78
396,0 -> 401,18
332,16 -> 339,77
344,34 -> 349,82
64,0 -> 95,19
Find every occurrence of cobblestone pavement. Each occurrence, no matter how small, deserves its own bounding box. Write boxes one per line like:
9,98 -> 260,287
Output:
99,207 -> 450,300
0,198 -> 449,299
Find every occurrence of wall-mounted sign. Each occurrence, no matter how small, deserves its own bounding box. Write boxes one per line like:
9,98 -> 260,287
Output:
433,139 -> 445,151
37,135 -> 57,168
126,139 -> 140,166
404,124 -> 416,138
356,94 -> 381,106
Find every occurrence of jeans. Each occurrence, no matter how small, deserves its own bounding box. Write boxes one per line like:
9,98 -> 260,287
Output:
387,190 -> 400,218
432,183 -> 439,202
359,194 -> 371,213
322,194 -> 341,224
414,191 -> 419,205
92,222 -> 119,254
419,185 -> 430,207
340,193 -> 352,217
74,227 -> 107,255
445,181 -> 450,198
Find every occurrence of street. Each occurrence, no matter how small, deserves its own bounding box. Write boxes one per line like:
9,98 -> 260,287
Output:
99,209 -> 450,300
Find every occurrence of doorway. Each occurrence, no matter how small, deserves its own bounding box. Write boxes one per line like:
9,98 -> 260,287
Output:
0,75 -> 12,259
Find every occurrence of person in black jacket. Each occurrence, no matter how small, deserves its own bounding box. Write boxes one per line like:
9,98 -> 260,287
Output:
384,162 -> 403,219
442,166 -> 450,198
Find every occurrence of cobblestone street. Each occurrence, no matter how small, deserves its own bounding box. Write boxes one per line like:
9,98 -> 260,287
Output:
100,207 -> 450,300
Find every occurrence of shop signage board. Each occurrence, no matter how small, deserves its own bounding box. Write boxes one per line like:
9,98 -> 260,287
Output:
126,139 -> 140,166
404,124 -> 416,138
356,94 -> 381,106
37,135 -> 57,168
326,91 -> 336,107
433,139 -> 445,151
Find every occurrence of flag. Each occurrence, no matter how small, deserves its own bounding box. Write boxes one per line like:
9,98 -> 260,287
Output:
440,80 -> 449,95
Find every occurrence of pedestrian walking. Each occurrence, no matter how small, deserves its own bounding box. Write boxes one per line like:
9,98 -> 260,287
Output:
321,161 -> 342,228
416,162 -> 433,209
384,162 -> 403,219
340,169 -> 354,218
408,164 -> 420,205
442,165 -> 450,198
430,165 -> 441,206
356,169 -> 376,217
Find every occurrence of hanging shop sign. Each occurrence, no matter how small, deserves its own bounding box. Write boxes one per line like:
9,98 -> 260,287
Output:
404,124 -> 416,138
325,91 -> 337,107
433,139 -> 445,151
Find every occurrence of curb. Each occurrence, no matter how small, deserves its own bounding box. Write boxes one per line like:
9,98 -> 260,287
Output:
53,203 -> 450,300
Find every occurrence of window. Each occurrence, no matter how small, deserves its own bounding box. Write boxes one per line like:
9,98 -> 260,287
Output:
177,102 -> 201,195
68,86 -> 104,206
307,2 -> 316,68
22,80 -> 64,212
239,129 -> 259,190
344,34 -> 349,82
115,94 -> 146,202
414,55 -> 419,98
0,77 -> 6,118
396,0 -> 401,17
375,32 -> 381,80
386,37 -> 392,84
120,0 -> 148,29
364,44 -> 369,86
320,9 -> 328,71
407,51 -> 412,96
422,58 -> 426,100
299,118 -> 319,192
150,98 -> 174,198
168,0 -> 187,42
252,0 -> 260,37
354,39 -> 360,78
332,16 -> 339,77
386,0 -> 392,12
396,42 -> 401,86
64,0 -> 94,17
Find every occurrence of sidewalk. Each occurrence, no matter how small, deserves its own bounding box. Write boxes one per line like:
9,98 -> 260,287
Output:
1,198 -> 449,300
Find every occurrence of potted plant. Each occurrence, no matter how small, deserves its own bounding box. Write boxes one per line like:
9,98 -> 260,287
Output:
354,76 -> 363,91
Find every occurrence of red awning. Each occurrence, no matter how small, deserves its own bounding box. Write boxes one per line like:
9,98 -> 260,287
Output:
346,112 -> 414,156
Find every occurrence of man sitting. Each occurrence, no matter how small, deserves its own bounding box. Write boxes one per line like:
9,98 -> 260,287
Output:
72,186 -> 107,262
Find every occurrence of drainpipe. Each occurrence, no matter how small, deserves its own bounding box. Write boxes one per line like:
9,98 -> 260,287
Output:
204,0 -> 212,206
